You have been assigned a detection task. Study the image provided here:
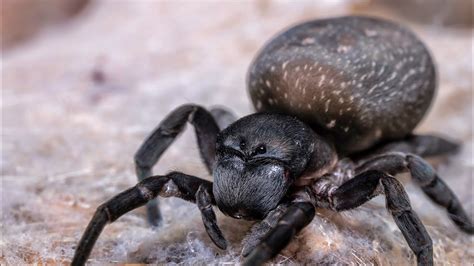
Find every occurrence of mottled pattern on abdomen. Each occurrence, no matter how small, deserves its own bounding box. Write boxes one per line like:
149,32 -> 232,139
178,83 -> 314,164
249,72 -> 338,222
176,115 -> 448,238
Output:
247,16 -> 435,154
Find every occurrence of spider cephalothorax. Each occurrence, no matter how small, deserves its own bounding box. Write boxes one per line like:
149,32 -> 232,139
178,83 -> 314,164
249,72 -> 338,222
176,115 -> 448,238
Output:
213,113 -> 333,220
72,16 -> 473,266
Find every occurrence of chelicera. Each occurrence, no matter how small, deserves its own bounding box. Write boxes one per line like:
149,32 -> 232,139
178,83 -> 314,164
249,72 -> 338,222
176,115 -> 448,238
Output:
72,16 -> 473,266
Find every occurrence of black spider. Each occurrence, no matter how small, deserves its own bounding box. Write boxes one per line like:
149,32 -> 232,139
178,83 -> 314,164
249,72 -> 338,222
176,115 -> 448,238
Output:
72,16 -> 473,266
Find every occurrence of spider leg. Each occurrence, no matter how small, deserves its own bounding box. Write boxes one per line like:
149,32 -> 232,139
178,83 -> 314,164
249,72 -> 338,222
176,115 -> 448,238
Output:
196,184 -> 227,249
209,106 -> 237,130
134,104 -> 223,226
241,203 -> 289,257
72,172 -> 225,266
242,202 -> 315,266
356,152 -> 473,233
327,170 -> 433,266
370,134 -> 460,158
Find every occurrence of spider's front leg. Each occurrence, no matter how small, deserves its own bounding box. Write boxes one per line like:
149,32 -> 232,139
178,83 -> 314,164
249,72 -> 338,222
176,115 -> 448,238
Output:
72,172 -> 226,266
242,201 -> 315,266
356,152 -> 473,233
134,104 -> 236,226
320,170 -> 433,266
241,203 -> 290,257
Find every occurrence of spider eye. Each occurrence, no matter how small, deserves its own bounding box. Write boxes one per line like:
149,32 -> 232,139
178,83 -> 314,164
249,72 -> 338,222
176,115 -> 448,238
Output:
255,145 -> 266,155
239,139 -> 246,150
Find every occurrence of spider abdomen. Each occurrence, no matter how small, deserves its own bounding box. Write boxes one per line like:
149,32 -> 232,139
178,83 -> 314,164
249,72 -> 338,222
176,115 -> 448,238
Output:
247,16 -> 435,154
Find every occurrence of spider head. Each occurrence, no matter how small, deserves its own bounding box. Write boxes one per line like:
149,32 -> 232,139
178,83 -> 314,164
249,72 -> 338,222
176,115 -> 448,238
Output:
213,113 -> 318,220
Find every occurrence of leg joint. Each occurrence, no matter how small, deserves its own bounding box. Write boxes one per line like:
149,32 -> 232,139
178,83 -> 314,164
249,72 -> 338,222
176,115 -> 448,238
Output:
97,204 -> 113,222
137,184 -> 155,201
414,240 -> 433,255
380,177 -> 412,212
406,154 -> 436,187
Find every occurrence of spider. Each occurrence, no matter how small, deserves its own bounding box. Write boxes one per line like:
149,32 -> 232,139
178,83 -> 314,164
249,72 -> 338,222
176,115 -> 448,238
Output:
72,16 -> 473,266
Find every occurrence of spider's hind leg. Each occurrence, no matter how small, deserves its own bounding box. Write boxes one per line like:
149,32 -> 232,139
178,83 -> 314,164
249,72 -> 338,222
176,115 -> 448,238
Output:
372,134 -> 460,158
209,106 -> 237,129
134,104 -> 226,226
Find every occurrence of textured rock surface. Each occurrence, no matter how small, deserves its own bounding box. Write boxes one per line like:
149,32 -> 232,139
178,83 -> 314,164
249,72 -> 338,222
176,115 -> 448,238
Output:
2,1 -> 473,265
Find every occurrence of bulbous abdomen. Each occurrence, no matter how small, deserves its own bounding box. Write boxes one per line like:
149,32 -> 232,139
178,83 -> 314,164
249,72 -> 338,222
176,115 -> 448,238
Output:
247,16 -> 435,154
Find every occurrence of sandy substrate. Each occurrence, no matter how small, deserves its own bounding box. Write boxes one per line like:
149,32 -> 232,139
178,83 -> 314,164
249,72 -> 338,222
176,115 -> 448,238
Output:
2,1 -> 473,265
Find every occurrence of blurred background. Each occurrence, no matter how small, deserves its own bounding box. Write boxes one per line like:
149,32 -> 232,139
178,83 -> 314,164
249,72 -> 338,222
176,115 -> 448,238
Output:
1,0 -> 472,264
